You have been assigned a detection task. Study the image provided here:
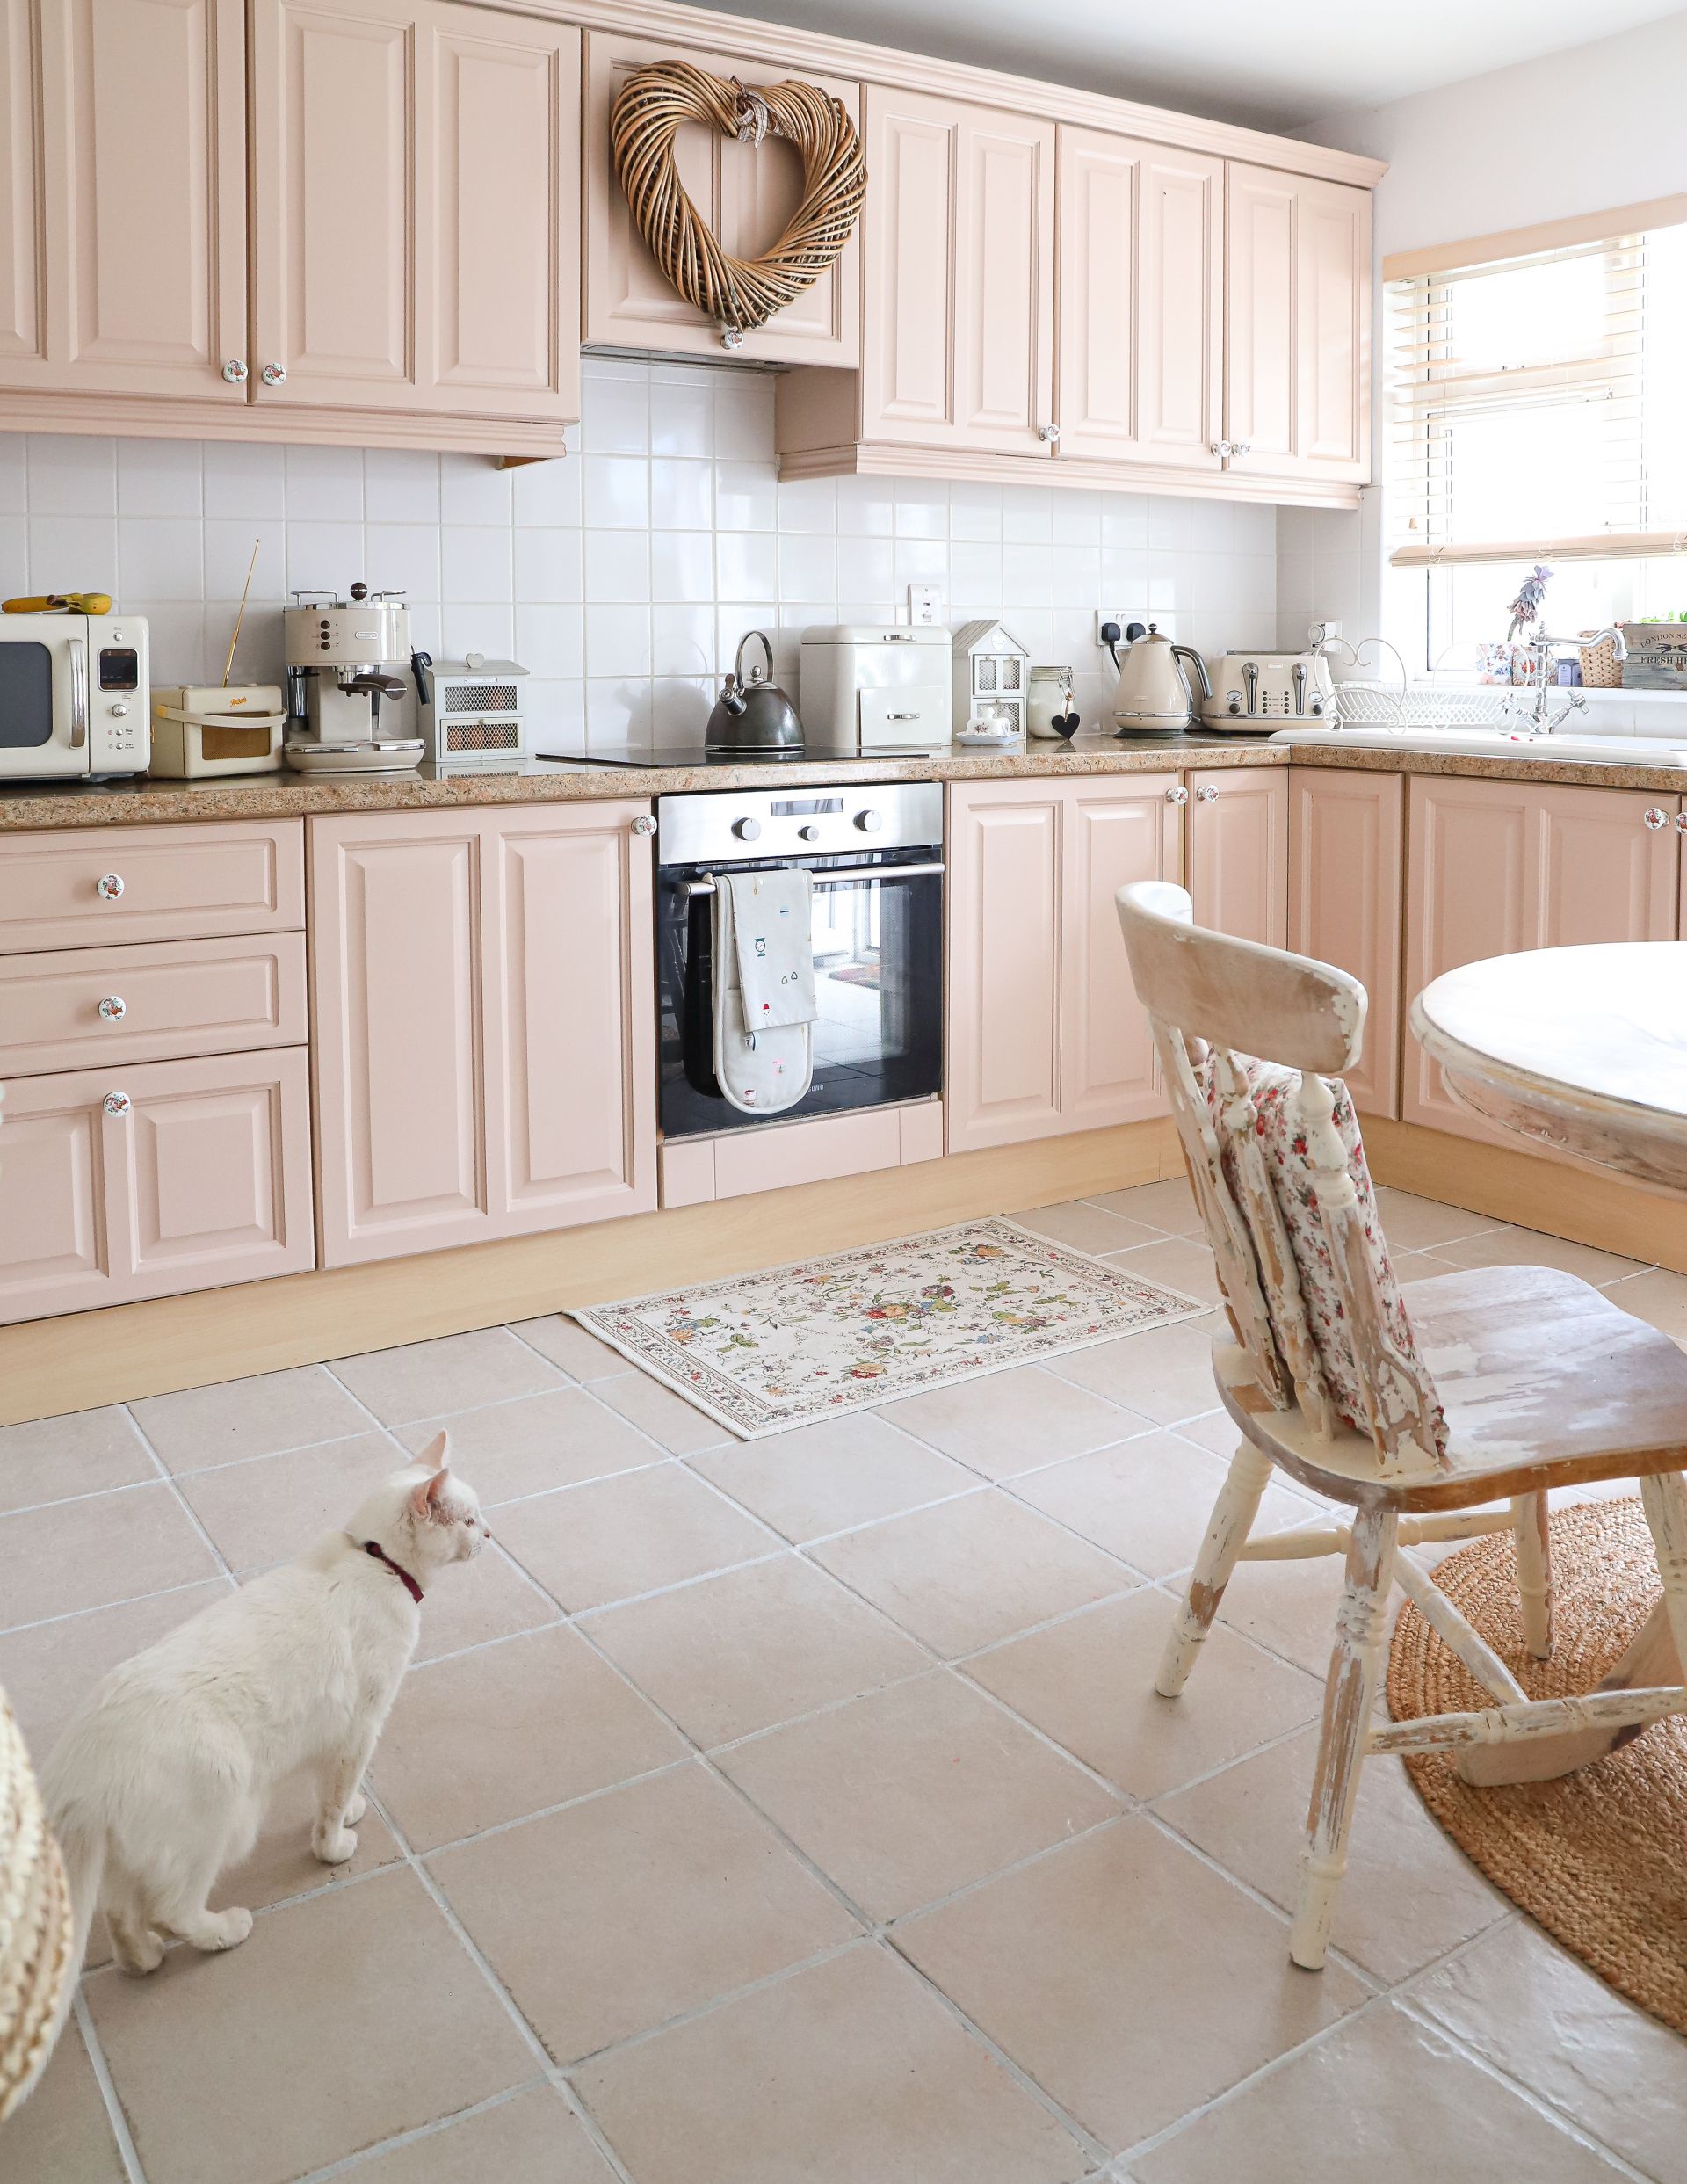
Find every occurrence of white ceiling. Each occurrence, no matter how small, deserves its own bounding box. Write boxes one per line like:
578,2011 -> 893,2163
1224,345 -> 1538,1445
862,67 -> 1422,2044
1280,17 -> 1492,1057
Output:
724,0 -> 1687,129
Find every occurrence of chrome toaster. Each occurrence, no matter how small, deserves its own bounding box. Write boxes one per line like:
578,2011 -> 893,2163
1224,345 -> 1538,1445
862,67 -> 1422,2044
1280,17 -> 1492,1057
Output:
1198,651 -> 1335,732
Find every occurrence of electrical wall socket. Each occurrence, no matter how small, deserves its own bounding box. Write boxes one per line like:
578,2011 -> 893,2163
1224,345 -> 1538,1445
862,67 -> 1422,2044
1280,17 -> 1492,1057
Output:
1310,619 -> 1342,644
907,584 -> 943,627
1096,609 -> 1128,646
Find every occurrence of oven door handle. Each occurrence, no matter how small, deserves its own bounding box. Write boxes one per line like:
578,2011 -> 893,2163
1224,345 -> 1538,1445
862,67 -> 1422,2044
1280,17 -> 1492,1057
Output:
678,860 -> 945,897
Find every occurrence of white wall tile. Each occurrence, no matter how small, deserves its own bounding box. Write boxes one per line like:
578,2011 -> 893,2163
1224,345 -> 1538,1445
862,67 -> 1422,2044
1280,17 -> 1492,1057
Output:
364,447 -> 440,525
511,451 -> 580,526
834,475 -> 894,537
442,602 -> 515,657
583,454 -> 649,530
716,530 -> 777,601
650,458 -> 712,531
438,453 -> 512,526
515,603 -> 583,677
652,603 -> 715,678
1051,488 -> 1101,545
713,376 -> 774,461
440,524 -> 512,602
285,443 -> 363,521
651,676 -> 713,741
583,530 -> 650,605
29,435 -> 116,516
0,437 -> 25,516
837,534 -> 896,602
0,512 -> 27,588
202,441 -> 286,521
894,478 -> 947,539
778,532 -> 836,600
117,439 -> 202,518
514,527 -> 583,606
119,517 -> 203,601
587,602 -> 651,676
1002,484 -> 1052,544
581,374 -> 649,455
713,461 -> 776,532
947,482 -> 1002,541
28,513 -> 116,592
365,521 -> 442,604
204,522 -> 285,603
649,379 -> 713,459
776,475 -> 836,535
285,521 -> 366,596
651,529 -> 713,603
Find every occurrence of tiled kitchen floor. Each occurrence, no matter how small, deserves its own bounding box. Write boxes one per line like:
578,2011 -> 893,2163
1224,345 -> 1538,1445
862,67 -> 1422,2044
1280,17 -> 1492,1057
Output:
5,1181 -> 1687,2184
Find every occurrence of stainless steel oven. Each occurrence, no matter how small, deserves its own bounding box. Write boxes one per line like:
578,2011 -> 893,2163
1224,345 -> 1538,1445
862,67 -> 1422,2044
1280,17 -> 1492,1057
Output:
655,781 -> 944,1140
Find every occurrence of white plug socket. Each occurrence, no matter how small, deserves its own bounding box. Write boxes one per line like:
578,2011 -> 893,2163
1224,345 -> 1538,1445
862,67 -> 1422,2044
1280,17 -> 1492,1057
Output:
907,584 -> 943,627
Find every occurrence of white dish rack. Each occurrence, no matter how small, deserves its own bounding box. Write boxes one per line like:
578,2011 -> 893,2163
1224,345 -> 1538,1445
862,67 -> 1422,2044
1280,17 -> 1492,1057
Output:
1328,679 -> 1586,732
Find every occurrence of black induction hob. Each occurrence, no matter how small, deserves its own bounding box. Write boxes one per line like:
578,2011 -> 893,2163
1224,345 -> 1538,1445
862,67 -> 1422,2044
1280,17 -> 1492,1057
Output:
539,745 -> 892,769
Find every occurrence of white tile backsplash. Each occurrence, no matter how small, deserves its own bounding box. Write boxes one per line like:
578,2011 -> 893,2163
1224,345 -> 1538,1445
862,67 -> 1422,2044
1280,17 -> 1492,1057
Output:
4,356 -> 1278,751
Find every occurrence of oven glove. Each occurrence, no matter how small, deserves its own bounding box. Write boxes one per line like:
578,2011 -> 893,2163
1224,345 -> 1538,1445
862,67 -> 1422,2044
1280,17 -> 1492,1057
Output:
713,873 -> 814,1116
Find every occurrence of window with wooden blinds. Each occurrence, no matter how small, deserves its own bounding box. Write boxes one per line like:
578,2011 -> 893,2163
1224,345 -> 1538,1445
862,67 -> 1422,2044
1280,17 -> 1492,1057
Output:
1388,210 -> 1687,570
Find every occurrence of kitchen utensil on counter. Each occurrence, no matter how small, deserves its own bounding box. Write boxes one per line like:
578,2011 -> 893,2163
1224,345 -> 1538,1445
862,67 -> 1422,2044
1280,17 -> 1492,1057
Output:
282,581 -> 421,774
800,624 -> 951,754
417,653 -> 530,771
955,718 -> 1022,748
706,629 -> 803,753
3,591 -> 112,616
1198,649 -> 1333,730
1027,664 -> 1080,740
1111,624 -> 1211,734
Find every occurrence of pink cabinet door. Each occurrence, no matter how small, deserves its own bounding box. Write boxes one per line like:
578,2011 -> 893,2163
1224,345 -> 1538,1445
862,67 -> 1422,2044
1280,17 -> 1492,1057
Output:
1055,129 -> 1221,469
310,811 -> 489,1263
0,1048 -> 314,1325
6,0 -> 248,403
945,780 -> 1063,1152
250,0 -> 580,420
860,88 -> 1053,455
1287,767 -> 1402,1117
485,803 -> 656,1231
584,32 -> 858,366
1224,163 -> 1369,486
1535,781 -> 1679,947
1061,774 -> 1182,1126
1185,767 -> 1288,947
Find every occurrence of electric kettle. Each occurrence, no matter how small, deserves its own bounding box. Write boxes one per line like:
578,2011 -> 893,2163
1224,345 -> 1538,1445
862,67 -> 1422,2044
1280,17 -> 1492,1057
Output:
706,629 -> 803,753
1111,623 -> 1213,735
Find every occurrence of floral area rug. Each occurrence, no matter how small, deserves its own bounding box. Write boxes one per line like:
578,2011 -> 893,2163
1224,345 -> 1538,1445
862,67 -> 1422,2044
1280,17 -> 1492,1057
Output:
570,1217 -> 1207,1438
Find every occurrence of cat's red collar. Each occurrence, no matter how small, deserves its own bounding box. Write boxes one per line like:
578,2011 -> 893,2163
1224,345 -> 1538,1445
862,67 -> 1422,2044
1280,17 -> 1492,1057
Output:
357,1538 -> 423,1604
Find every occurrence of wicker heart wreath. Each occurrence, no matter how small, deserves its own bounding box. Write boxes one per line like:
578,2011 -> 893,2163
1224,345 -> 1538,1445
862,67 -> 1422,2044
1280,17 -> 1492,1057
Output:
611,60 -> 866,347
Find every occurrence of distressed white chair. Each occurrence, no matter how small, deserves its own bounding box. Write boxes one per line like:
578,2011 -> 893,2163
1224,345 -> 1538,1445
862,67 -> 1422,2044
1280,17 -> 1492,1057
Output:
1115,880 -> 1687,1970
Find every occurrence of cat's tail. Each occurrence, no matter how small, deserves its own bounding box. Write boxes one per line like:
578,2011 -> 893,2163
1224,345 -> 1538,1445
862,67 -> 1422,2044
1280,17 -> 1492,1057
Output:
42,1803 -> 105,2058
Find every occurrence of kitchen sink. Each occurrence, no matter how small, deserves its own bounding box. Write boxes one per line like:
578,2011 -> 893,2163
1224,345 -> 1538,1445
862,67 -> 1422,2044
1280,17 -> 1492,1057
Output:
1271,724 -> 1687,767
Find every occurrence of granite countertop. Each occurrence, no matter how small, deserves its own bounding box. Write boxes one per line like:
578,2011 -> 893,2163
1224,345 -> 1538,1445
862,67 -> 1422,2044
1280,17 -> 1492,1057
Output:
4,729 -> 1687,831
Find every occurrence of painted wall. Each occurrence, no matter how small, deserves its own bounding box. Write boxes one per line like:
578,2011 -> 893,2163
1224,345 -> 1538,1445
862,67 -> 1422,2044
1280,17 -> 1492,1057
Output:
1278,12 -> 1687,730
0,356 -> 1275,754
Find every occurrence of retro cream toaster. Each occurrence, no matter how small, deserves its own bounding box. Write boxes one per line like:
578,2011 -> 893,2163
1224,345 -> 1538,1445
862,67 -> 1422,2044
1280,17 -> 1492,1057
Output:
149,686 -> 287,777
1198,652 -> 1334,731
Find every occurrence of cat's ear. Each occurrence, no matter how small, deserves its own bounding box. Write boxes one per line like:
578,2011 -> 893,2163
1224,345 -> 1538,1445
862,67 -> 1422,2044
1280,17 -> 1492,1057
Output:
409,1465 -> 452,1519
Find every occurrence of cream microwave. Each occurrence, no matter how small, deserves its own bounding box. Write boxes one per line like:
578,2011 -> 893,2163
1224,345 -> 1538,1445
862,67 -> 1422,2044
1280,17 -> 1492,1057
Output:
0,612 -> 149,779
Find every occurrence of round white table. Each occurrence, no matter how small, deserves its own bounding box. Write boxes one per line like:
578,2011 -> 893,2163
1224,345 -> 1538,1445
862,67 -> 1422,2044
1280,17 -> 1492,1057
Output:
1411,940 -> 1687,1781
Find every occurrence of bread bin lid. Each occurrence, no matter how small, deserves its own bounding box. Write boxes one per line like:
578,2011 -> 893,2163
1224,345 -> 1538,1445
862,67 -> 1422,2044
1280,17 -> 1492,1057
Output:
800,624 -> 952,647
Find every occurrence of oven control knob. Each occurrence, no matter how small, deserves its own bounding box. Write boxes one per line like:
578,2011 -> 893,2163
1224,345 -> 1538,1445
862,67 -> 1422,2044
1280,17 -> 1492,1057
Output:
854,809 -> 883,833
797,824 -> 820,842
732,817 -> 762,842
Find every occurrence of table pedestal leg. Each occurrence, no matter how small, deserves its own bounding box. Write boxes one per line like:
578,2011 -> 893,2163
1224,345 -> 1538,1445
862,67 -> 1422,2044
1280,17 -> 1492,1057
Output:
1457,1599 -> 1680,1785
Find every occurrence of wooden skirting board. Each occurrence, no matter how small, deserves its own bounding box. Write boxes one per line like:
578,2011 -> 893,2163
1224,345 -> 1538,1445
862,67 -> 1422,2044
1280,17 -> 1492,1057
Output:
0,1118 -> 1184,1427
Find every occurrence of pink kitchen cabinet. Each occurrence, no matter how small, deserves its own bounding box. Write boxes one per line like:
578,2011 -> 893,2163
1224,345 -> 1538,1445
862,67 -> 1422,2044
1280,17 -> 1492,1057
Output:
1184,765 -> 1288,947
0,1048 -> 315,1324
1288,766 -> 1403,1116
309,802 -> 656,1266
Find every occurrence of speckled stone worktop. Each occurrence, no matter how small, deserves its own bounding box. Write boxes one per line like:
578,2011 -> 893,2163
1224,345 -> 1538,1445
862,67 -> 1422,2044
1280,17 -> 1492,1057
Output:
4,729 -> 1687,830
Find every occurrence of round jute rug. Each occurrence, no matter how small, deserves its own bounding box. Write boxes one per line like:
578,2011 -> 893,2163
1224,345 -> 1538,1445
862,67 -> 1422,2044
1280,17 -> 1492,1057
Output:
1387,1494 -> 1687,2034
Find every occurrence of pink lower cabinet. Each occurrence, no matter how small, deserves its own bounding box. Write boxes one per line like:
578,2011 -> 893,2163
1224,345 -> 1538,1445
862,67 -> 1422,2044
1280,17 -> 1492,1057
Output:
1287,767 -> 1402,1116
0,1048 -> 314,1324
945,774 -> 1180,1152
1184,766 -> 1288,946
309,802 -> 656,1266
1403,775 -> 1679,1138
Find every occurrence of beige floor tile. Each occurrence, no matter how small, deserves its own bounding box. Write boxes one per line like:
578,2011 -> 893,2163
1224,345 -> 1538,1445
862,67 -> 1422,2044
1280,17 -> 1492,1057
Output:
1131,2000 -> 1623,2183
0,1404 -> 153,1516
880,1363 -> 1145,1480
574,1942 -> 1091,2184
0,1484 -> 221,1632
1413,1919 -> 1687,2184
432,1763 -> 859,2064
895,1817 -> 1362,2152
720,1672 -> 1119,1921
0,2019 -> 126,2181
176,1432 -> 395,1571
372,1623 -> 686,1851
1597,1264 -> 1687,1341
1044,1316 -> 1221,1426
589,1369 -> 733,1455
510,1314 -> 634,1382
348,2085 -> 616,2184
1215,1549 -> 1358,1679
394,1385 -> 661,1505
1007,1432 -> 1314,1580
809,1489 -> 1133,1658
966,1589 -> 1321,1799
86,1868 -> 532,2184
409,1542 -> 561,1665
1372,1186 -> 1502,1252
221,1767 -> 404,1912
1014,1199 -> 1166,1253
689,1411 -> 975,1542
1102,1237 -> 1225,1308
1087,1177 -> 1203,1235
1392,1247 -> 1467,1283
329,1328 -> 564,1426
583,1553 -> 928,1746
1431,1223 -> 1649,1286
495,1463 -> 775,1614
1155,1728 -> 1508,1983
1167,1408 -> 1243,1459
0,1578 -> 229,1755
129,1365 -> 369,1473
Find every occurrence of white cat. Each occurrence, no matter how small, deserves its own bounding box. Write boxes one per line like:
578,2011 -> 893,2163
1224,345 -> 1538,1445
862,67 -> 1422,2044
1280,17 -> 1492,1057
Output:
42,1436 -> 486,2007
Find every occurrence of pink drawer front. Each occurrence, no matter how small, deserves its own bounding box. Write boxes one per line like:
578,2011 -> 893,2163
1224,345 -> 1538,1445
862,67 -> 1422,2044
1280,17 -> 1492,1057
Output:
0,933 -> 308,1077
0,820 -> 305,952
0,1047 -> 315,1324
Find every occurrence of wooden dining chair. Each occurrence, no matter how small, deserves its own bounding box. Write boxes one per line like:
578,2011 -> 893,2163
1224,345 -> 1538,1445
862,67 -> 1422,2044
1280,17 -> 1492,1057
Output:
1115,879 -> 1687,1971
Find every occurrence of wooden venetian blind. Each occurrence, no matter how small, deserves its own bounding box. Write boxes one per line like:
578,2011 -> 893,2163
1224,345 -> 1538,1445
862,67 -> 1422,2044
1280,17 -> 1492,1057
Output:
1387,198 -> 1687,569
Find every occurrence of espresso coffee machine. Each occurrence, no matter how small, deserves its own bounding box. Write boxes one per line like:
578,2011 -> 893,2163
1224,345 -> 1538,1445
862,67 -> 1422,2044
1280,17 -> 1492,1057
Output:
282,583 -> 423,773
